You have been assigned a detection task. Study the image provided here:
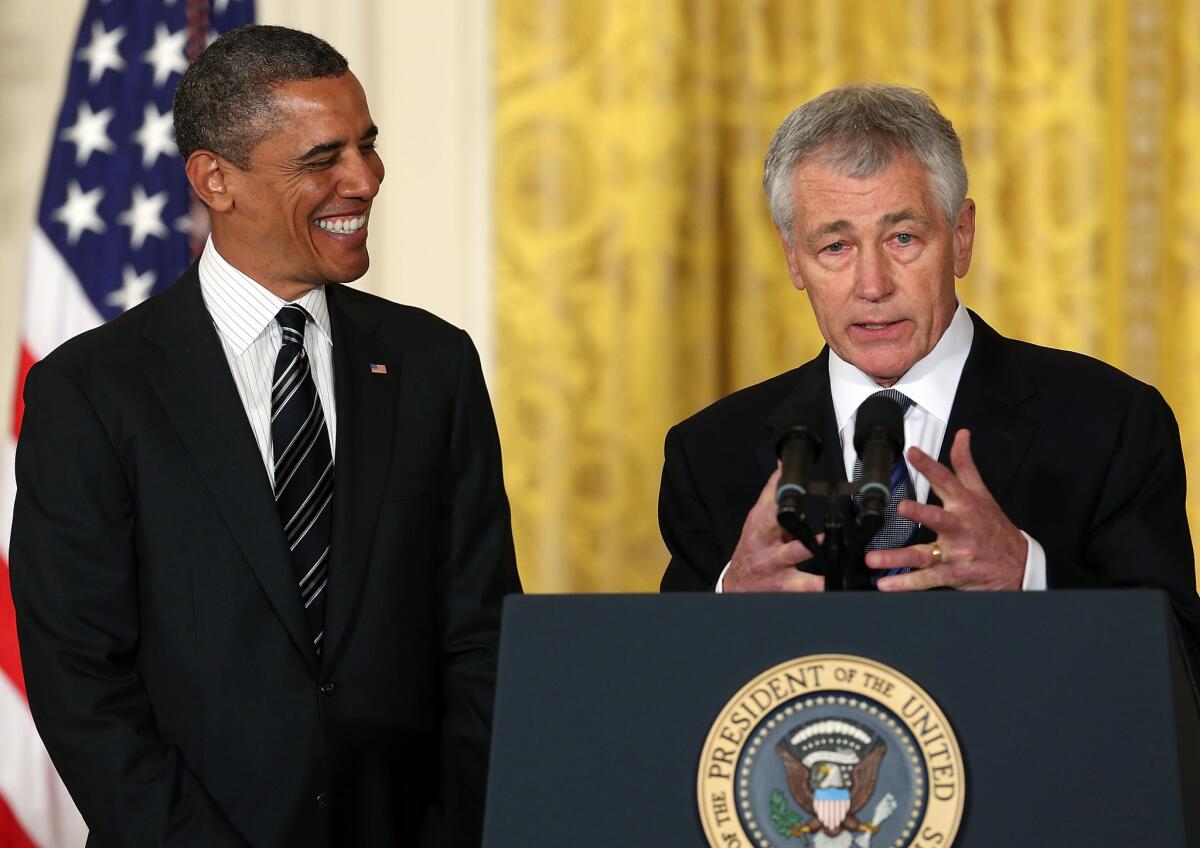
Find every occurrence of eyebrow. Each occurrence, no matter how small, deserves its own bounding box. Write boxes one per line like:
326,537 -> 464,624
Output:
803,208 -> 932,247
803,219 -> 852,249
878,209 -> 931,228
295,125 -> 379,163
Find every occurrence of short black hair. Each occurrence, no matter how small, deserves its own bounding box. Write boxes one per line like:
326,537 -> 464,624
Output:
173,24 -> 349,168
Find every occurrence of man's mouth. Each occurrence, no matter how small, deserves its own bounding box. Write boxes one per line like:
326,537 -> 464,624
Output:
850,320 -> 906,337
314,213 -> 367,234
854,320 -> 901,329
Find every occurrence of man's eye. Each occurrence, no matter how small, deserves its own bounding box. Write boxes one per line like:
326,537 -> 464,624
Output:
825,241 -> 846,254
894,233 -> 914,245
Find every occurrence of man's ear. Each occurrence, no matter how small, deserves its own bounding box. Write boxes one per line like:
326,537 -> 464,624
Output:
185,151 -> 233,212
776,227 -> 806,291
952,198 -> 976,279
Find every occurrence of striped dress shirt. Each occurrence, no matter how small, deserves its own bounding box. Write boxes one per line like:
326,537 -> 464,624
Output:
197,239 -> 337,479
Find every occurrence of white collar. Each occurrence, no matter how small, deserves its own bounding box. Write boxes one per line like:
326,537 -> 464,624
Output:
197,236 -> 332,356
828,300 -> 973,430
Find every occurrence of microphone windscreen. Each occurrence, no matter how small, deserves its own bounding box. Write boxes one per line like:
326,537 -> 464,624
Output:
852,394 -> 905,455
773,402 -> 824,459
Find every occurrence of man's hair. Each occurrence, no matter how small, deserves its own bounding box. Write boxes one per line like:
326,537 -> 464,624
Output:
763,83 -> 968,241
173,24 -> 349,168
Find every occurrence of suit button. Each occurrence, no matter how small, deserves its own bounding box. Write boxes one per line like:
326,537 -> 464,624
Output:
316,792 -> 329,811
320,680 -> 335,696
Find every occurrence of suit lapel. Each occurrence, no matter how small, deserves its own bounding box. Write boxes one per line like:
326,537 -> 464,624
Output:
937,311 -> 1038,509
320,285 -> 399,668
140,268 -> 319,674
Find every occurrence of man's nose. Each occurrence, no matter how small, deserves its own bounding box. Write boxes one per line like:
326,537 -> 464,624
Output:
337,150 -> 383,200
855,244 -> 895,301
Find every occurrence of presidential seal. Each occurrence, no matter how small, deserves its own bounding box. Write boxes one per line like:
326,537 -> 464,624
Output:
697,655 -> 965,847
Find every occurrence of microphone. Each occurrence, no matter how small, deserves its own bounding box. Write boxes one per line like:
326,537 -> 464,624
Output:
774,404 -> 823,539
852,394 -> 906,535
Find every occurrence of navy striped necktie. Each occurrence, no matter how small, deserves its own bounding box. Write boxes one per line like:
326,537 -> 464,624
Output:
271,304 -> 333,654
851,390 -> 917,581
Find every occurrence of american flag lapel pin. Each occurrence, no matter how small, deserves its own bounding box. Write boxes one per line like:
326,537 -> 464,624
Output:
369,363 -> 388,375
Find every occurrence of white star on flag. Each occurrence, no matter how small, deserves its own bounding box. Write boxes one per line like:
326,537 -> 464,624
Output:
76,20 -> 127,84
59,101 -> 117,166
143,23 -> 187,87
107,265 -> 157,312
117,184 -> 169,249
52,180 -> 107,244
132,103 -> 178,167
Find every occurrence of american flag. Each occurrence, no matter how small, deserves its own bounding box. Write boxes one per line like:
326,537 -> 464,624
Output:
0,1 -> 253,844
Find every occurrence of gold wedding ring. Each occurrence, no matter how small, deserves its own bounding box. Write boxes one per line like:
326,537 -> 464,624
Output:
930,542 -> 944,565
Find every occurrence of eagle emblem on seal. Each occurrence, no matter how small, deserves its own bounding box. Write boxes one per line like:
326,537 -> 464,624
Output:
772,719 -> 898,847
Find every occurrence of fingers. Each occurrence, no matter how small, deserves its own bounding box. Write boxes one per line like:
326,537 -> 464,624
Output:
871,542 -> 954,591
864,543 -> 930,572
758,464 -> 783,508
908,431 -> 985,505
764,539 -> 818,570
876,565 -> 951,592
726,469 -> 826,592
777,569 -> 826,592
745,465 -> 786,544
896,499 -> 957,535
905,445 -> 965,505
868,429 -> 1025,593
947,429 -> 986,490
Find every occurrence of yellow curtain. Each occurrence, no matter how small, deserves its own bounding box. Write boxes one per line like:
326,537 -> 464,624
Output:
495,0 -> 1200,593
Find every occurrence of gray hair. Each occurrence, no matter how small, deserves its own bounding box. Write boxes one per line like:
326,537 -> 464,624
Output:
173,24 -> 349,168
763,83 -> 968,241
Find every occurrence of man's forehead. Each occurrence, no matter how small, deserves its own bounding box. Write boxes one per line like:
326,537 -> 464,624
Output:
792,158 -> 939,233
269,73 -> 371,120
256,74 -> 375,151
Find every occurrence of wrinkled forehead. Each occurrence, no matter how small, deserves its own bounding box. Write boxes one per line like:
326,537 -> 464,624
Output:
790,154 -> 939,227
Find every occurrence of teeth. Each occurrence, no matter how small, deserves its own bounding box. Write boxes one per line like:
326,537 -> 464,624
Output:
315,215 -> 366,234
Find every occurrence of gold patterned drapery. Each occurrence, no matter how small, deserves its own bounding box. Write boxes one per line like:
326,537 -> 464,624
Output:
495,0 -> 1200,593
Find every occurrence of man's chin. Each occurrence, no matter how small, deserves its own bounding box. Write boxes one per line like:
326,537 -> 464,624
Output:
319,257 -> 370,286
842,349 -> 916,387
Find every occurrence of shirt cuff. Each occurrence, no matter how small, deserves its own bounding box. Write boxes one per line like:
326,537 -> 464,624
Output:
714,561 -> 732,593
1020,531 -> 1047,591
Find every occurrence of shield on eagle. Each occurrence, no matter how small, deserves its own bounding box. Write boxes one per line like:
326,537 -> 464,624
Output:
813,787 -> 852,830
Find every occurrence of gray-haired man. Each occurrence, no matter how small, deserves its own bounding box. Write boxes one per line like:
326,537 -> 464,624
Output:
658,84 -> 1200,677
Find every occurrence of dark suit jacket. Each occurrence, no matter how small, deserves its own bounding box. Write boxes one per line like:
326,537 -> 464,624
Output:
659,311 -> 1200,672
10,265 -> 521,847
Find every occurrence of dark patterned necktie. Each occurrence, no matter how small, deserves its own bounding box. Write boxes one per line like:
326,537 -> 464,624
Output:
851,390 -> 916,581
271,305 -> 333,653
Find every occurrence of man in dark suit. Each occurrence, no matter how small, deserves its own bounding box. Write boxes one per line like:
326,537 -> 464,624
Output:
10,25 -> 519,847
658,84 -> 1200,670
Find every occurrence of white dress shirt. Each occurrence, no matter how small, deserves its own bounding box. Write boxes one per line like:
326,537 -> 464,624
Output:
717,301 -> 1046,591
197,238 -> 337,479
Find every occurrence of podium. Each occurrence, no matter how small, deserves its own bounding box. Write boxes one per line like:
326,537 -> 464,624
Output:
483,591 -> 1199,847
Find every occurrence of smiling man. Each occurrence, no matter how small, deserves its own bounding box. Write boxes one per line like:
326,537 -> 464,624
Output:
658,85 -> 1200,676
10,25 -> 519,847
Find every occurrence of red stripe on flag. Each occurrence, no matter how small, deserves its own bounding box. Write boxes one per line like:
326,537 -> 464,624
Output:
11,345 -> 35,440
0,557 -> 25,701
0,785 -> 36,848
